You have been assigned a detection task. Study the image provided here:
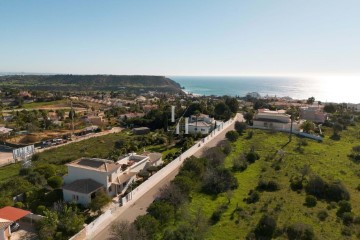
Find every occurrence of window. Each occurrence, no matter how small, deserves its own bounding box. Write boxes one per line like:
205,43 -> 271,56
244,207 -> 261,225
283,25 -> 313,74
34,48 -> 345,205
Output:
123,181 -> 127,188
201,129 -> 205,132
108,175 -> 112,183
108,186 -> 112,192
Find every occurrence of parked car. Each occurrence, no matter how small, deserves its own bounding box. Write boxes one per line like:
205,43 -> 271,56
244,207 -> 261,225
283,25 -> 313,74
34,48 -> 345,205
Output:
10,222 -> 20,232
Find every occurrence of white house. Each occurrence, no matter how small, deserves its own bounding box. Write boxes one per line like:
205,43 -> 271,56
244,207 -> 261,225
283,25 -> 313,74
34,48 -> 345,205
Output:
253,109 -> 300,132
62,152 -> 163,206
187,114 -> 223,135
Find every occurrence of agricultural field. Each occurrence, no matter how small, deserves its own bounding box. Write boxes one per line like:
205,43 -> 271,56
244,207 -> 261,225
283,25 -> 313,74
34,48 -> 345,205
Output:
187,126 -> 360,239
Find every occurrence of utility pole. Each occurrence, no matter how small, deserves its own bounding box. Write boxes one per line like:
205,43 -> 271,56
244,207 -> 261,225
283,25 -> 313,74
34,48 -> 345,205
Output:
289,113 -> 293,142
71,100 -> 74,138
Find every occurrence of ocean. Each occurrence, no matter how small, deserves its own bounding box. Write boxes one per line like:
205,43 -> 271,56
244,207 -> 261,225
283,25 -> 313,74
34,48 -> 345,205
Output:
170,76 -> 360,104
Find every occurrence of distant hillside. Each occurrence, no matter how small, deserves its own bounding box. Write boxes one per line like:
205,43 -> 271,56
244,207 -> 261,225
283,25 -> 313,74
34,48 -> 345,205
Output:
0,75 -> 183,93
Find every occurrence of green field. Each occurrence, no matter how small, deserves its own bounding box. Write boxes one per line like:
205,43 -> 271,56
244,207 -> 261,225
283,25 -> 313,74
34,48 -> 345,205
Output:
22,99 -> 67,109
188,127 -> 360,239
0,163 -> 21,183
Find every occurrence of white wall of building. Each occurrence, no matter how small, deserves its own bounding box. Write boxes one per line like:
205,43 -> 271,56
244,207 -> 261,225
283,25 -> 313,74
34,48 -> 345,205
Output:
63,189 -> 91,206
253,120 -> 300,131
188,125 -> 211,134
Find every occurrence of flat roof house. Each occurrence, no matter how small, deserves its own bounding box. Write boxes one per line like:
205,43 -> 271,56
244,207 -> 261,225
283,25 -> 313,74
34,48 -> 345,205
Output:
253,109 -> 300,132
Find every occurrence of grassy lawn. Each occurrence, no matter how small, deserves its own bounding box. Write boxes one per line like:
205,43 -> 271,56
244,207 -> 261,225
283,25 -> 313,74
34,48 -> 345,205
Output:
37,132 -> 132,164
188,126 -> 360,239
0,163 -> 21,183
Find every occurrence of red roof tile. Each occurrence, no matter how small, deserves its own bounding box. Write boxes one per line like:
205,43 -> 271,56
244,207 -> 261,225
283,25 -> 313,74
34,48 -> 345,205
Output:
0,206 -> 31,222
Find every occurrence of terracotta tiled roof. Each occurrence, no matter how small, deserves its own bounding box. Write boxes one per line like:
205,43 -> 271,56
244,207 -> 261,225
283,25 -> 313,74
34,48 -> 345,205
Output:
0,206 -> 31,222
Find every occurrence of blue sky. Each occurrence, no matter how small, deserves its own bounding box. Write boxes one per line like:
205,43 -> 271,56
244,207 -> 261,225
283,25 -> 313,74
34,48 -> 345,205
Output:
0,0 -> 359,76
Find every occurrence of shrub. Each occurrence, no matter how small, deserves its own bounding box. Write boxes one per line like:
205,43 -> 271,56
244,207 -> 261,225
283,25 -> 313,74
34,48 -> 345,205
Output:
341,226 -> 352,236
305,175 -> 350,202
36,205 -> 47,215
317,210 -> 328,221
305,195 -> 317,207
290,176 -> 303,191
254,214 -> 277,239
286,222 -> 315,240
245,190 -> 260,204
235,121 -> 247,135
47,176 -> 64,189
257,179 -> 280,192
19,167 -> 32,176
14,201 -> 24,209
342,212 -> 354,226
337,200 -> 352,217
247,130 -> 254,139
353,216 -> 360,224
267,180 -> 280,191
327,181 -> 350,202
210,204 -> 227,225
226,130 -> 239,142
202,168 -> 238,195
232,155 -> 248,172
246,151 -> 260,163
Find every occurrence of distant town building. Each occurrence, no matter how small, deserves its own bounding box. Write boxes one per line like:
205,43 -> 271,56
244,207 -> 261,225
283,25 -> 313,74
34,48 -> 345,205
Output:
299,106 -> 327,123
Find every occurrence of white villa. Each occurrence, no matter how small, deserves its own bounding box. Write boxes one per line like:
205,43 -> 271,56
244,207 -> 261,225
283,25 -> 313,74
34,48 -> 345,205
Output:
253,109 -> 300,132
62,152 -> 163,206
187,114 -> 223,135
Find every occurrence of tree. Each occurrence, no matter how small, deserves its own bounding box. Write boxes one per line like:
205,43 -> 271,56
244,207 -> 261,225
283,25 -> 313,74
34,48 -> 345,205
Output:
254,214 -> 277,239
214,102 -> 232,120
89,189 -> 111,214
147,201 -> 174,225
37,209 -> 59,240
332,123 -> 343,138
301,121 -> 314,133
235,121 -> 247,135
109,221 -> 139,240
244,111 -> 254,124
286,222 -> 315,240
225,97 -> 239,114
159,184 -> 187,219
57,205 -> 85,236
134,215 -> 159,240
307,97 -> 315,105
324,103 -> 337,113
47,176 -> 64,189
226,130 -> 239,142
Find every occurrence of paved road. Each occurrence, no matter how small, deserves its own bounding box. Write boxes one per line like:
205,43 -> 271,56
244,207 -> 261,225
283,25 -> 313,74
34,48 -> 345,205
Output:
92,114 -> 243,240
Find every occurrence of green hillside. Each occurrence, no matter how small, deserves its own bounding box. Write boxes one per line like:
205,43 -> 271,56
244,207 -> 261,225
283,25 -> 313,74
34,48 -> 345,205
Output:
0,74 -> 182,93
188,127 -> 360,239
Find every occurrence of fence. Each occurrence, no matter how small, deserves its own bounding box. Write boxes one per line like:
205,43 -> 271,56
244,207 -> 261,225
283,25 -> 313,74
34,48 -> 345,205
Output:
70,114 -> 238,240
